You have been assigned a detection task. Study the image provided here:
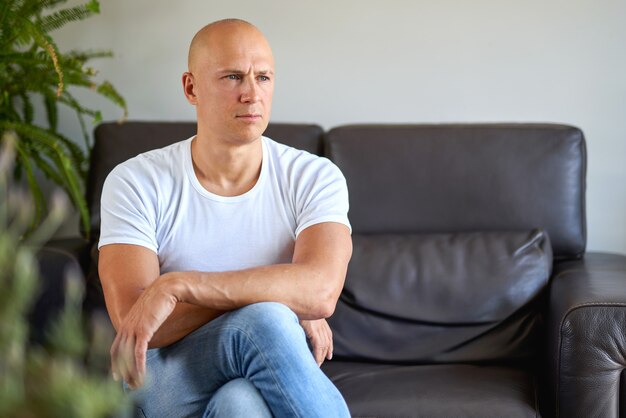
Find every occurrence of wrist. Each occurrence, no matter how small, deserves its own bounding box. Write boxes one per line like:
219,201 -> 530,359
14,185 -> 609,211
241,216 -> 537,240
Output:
159,271 -> 191,303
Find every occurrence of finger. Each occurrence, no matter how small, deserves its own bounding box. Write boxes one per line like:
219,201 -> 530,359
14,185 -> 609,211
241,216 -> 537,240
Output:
314,346 -> 326,366
116,334 -> 130,383
327,326 -> 334,361
112,332 -> 130,382
121,334 -> 138,386
135,336 -> 149,388
110,333 -> 123,381
315,321 -> 331,363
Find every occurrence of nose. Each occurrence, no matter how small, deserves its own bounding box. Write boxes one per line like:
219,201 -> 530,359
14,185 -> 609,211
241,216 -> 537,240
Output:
240,76 -> 260,103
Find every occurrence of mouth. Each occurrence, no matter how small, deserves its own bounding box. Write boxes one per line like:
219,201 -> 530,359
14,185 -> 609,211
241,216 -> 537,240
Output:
236,113 -> 263,122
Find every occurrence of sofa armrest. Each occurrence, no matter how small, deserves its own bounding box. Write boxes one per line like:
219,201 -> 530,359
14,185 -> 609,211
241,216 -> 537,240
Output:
42,237 -> 107,314
44,237 -> 91,272
30,245 -> 85,344
547,252 -> 626,417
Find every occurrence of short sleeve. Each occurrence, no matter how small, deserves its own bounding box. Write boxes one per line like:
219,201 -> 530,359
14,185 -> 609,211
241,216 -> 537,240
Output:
294,158 -> 351,237
98,163 -> 158,253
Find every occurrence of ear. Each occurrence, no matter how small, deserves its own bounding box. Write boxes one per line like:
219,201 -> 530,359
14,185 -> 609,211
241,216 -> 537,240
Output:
182,72 -> 197,105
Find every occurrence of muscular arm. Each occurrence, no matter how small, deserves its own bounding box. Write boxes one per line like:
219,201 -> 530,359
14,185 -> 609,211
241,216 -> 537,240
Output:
100,222 -> 352,381
99,245 -> 223,348
172,222 -> 352,318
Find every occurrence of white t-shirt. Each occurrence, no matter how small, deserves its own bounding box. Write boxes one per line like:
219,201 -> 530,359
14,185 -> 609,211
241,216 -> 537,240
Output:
98,136 -> 351,274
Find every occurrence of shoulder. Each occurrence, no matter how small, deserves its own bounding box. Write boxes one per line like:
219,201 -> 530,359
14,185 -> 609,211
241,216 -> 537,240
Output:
107,138 -> 190,185
263,136 -> 344,183
262,137 -> 350,236
102,138 -> 191,209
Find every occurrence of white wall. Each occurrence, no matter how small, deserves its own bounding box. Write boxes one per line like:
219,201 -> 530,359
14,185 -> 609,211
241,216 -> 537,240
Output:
53,0 -> 626,254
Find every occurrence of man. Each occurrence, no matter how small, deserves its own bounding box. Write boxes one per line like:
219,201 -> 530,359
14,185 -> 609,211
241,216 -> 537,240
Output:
98,18 -> 352,418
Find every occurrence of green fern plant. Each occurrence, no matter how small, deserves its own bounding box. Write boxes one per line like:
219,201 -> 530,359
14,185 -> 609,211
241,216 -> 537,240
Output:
0,0 -> 127,238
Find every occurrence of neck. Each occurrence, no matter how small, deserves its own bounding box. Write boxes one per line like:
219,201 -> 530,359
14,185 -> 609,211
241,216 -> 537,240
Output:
191,134 -> 263,197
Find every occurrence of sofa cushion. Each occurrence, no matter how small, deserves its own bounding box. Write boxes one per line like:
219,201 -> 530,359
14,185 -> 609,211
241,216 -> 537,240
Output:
326,124 -> 586,259
329,229 -> 552,363
322,361 -> 538,418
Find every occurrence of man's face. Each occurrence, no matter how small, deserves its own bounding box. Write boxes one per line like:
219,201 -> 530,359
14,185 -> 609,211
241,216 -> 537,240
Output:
185,25 -> 275,146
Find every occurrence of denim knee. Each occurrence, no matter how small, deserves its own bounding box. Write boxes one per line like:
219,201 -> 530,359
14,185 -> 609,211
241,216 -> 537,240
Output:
203,378 -> 272,418
231,302 -> 300,333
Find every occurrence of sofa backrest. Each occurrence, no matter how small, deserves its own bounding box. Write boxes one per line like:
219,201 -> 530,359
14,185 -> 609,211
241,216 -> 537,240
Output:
325,124 -> 586,259
325,123 -> 585,364
86,121 -> 324,238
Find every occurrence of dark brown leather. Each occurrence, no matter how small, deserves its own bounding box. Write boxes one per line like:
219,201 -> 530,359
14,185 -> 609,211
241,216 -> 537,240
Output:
86,121 -> 323,237
325,124 -> 586,259
31,247 -> 83,344
547,252 -> 626,417
329,230 -> 552,363
322,361 -> 539,417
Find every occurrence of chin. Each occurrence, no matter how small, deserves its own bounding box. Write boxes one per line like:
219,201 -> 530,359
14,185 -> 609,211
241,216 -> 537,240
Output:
237,122 -> 269,142
223,126 -> 266,146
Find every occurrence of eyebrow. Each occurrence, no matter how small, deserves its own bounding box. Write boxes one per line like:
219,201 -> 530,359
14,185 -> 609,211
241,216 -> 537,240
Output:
217,69 -> 275,75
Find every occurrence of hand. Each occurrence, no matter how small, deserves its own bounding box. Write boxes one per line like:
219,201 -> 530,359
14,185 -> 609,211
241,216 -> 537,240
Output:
110,273 -> 178,389
300,318 -> 334,366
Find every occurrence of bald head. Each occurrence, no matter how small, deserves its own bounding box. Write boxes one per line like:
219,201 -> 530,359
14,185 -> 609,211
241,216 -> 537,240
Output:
182,19 -> 275,145
187,19 -> 273,72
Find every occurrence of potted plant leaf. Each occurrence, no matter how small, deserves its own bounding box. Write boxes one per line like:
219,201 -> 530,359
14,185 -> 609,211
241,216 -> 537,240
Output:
0,0 -> 127,237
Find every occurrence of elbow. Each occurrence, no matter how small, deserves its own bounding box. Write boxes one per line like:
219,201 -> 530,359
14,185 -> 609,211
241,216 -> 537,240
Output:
310,281 -> 342,319
306,299 -> 336,320
299,259 -> 348,319
318,299 -> 337,319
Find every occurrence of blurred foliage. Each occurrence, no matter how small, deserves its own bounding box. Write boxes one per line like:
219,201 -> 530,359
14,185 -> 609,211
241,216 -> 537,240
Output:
0,0 -> 127,237
0,131 -> 130,417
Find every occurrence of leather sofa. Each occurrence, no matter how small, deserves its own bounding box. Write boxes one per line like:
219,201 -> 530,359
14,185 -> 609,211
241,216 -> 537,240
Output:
42,121 -> 626,417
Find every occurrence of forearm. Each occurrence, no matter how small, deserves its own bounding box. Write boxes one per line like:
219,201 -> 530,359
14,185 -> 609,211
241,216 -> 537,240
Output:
104,223 -> 350,351
167,262 -> 343,320
106,224 -> 351,388
148,303 -> 224,348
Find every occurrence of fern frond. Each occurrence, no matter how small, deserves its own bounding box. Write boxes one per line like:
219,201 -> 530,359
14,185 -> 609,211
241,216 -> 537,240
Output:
21,21 -> 64,96
44,40 -> 63,97
11,1 -> 36,29
39,127 -> 87,177
0,120 -> 86,177
1,121 -> 89,235
85,0 -> 100,13
65,49 -> 112,62
30,149 -> 64,186
52,132 -> 88,177
43,91 -> 58,131
1,0 -> 122,234
16,0 -> 46,20
97,81 -> 127,120
57,146 -> 89,236
39,3 -> 98,33
0,96 -> 20,121
12,138 -> 46,227
58,91 -> 100,119
39,0 -> 70,11
0,2 -> 12,27
73,100 -> 90,149
19,93 -> 34,123
20,110 -> 89,179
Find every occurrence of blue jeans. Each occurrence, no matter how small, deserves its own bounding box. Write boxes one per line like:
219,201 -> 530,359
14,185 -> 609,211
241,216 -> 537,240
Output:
131,302 -> 350,418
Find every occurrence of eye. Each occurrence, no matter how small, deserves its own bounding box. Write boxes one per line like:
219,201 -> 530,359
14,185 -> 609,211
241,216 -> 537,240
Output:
258,75 -> 270,82
225,74 -> 241,80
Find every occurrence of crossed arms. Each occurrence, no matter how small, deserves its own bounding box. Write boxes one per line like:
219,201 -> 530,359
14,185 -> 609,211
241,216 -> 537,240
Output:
99,222 -> 352,388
